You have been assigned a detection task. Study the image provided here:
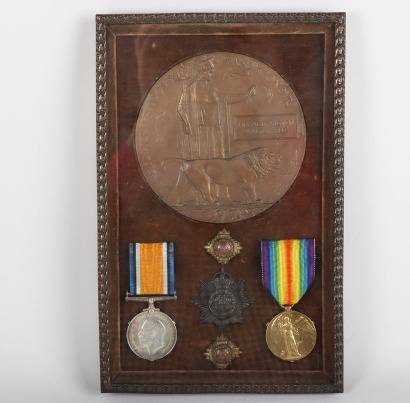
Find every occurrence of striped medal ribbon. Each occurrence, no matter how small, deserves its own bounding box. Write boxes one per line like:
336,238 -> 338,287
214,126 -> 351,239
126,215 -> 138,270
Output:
129,242 -> 175,296
261,239 -> 317,362
261,239 -> 315,306
126,242 -> 177,362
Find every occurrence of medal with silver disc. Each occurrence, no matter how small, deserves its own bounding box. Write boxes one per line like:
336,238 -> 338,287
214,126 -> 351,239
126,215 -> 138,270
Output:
262,239 -> 316,362
126,242 -> 177,361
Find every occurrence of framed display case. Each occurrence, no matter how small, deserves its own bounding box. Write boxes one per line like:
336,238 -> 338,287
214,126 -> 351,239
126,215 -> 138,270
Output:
96,12 -> 345,393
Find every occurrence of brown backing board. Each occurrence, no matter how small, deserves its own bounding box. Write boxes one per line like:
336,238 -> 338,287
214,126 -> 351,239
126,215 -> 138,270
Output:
96,13 -> 344,393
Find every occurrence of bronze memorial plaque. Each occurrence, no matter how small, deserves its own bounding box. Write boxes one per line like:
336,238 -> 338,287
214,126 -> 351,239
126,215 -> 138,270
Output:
135,52 -> 306,223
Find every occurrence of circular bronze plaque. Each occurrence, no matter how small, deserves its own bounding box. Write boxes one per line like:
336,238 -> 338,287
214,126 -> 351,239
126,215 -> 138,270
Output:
135,52 -> 306,223
266,310 -> 316,362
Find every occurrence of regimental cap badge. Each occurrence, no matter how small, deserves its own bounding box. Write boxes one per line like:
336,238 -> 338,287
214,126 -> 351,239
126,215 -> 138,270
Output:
204,229 -> 242,265
193,268 -> 251,332
204,335 -> 242,369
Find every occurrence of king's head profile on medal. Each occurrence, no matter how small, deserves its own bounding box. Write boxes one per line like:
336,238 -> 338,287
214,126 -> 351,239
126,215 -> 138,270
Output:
136,317 -> 167,356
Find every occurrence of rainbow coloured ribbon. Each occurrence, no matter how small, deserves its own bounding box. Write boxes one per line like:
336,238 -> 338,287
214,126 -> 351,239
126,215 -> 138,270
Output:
261,239 -> 314,306
129,242 -> 175,296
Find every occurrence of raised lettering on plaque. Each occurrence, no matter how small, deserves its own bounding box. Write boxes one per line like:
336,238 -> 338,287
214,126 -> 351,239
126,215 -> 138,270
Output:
135,52 -> 306,223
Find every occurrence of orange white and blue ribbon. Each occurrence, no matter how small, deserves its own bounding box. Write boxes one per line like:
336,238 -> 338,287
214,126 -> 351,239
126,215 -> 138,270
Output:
129,242 -> 174,296
261,239 -> 314,306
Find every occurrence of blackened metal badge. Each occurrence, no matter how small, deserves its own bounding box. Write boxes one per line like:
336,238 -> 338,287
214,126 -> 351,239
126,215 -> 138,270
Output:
193,268 -> 251,332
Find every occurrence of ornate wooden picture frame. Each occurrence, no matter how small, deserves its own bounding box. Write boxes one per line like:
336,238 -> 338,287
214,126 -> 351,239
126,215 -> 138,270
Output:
96,13 -> 344,393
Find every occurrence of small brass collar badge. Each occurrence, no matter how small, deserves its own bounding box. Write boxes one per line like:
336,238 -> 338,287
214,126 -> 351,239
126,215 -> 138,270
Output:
204,335 -> 242,369
204,229 -> 242,265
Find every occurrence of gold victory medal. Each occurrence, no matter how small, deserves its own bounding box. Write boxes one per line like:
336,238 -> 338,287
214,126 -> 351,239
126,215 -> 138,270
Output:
262,239 -> 316,362
266,307 -> 316,361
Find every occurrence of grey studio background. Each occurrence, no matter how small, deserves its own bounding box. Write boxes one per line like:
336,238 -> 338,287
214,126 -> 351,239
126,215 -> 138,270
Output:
1,1 -> 409,402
